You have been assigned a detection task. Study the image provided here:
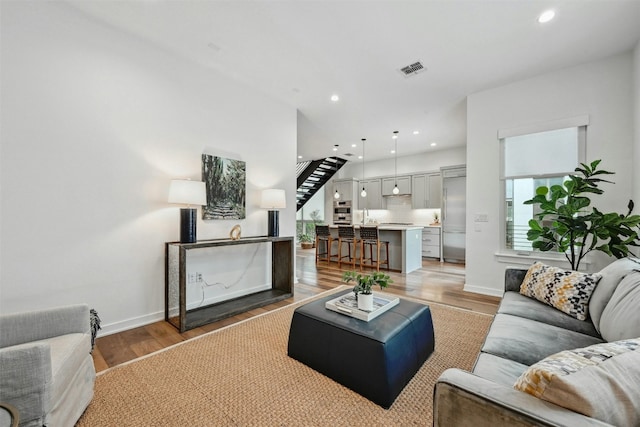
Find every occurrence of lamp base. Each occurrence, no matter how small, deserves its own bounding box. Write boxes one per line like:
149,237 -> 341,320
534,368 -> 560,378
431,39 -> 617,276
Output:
267,210 -> 279,237
180,208 -> 197,243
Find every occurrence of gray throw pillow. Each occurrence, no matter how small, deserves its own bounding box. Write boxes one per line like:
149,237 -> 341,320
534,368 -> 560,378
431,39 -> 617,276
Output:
599,270 -> 640,342
589,257 -> 640,333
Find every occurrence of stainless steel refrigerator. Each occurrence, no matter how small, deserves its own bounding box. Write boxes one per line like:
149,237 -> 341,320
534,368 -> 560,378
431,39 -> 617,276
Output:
441,167 -> 466,263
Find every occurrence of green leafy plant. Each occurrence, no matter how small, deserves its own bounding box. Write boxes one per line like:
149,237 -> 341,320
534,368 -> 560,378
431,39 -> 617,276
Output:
342,270 -> 393,295
525,160 -> 640,271
298,233 -> 313,243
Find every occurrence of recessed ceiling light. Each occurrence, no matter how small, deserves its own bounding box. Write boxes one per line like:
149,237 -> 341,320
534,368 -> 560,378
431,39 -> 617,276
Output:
538,10 -> 555,23
391,150 -> 396,154
330,94 -> 340,102
332,146 -> 338,152
430,142 -> 437,147
298,155 -> 303,159
358,155 -> 363,159
351,144 -> 357,148
413,131 -> 419,135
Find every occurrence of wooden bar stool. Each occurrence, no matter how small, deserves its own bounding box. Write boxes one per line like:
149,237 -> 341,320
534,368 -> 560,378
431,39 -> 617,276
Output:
315,225 -> 338,265
338,226 -> 360,270
359,226 -> 390,271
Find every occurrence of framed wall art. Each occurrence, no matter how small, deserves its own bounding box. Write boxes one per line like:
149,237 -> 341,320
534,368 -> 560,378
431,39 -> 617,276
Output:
202,154 -> 246,220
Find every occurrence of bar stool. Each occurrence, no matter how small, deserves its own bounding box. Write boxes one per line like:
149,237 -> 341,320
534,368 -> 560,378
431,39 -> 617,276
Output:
315,225 -> 338,266
359,226 -> 390,271
338,226 -> 360,270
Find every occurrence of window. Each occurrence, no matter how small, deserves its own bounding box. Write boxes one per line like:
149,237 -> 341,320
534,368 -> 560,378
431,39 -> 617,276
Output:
501,125 -> 586,251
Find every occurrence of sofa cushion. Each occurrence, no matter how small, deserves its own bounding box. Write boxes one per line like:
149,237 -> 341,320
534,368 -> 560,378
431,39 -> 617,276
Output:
520,262 -> 601,321
589,257 -> 640,332
473,352 -> 528,387
599,269 -> 640,342
481,314 -> 604,366
498,292 -> 600,338
514,338 -> 640,426
36,333 -> 91,402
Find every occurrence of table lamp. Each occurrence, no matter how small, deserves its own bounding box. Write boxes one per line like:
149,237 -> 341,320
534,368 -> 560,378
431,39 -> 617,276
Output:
260,189 -> 286,237
168,179 -> 207,243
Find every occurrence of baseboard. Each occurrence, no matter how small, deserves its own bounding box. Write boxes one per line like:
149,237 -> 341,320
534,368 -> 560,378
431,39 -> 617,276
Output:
463,284 -> 503,298
98,311 -> 165,337
99,279 -> 300,337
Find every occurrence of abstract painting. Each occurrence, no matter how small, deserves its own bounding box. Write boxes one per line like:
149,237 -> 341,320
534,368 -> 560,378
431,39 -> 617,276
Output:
202,154 -> 246,220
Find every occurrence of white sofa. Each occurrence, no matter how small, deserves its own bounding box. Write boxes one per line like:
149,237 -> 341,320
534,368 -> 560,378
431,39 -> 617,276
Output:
0,304 -> 95,426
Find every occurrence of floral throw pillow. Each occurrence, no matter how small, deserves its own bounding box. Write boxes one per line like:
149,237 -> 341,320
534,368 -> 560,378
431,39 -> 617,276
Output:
520,262 -> 602,321
514,339 -> 640,426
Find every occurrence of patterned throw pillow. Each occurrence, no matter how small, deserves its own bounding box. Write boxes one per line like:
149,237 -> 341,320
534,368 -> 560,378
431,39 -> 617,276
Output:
514,339 -> 640,426
520,262 -> 601,320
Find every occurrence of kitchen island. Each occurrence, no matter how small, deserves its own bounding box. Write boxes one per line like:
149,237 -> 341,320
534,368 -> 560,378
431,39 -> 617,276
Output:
327,225 -> 423,273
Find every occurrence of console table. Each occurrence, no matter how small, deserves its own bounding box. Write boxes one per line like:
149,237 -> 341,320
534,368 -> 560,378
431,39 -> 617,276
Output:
165,236 -> 293,332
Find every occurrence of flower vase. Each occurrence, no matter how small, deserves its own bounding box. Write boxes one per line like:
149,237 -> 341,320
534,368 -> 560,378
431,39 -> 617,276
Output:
357,293 -> 374,311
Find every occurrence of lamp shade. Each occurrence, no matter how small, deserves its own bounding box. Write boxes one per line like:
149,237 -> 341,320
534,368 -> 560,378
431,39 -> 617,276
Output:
260,189 -> 286,210
168,180 -> 207,206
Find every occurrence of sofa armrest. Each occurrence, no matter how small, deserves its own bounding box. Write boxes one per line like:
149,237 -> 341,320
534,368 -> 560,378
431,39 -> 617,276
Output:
0,304 -> 89,348
505,268 -> 528,293
434,369 -> 613,427
0,343 -> 52,426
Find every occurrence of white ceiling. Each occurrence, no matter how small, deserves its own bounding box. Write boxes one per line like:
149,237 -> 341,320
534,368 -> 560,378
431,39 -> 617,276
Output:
68,0 -> 640,162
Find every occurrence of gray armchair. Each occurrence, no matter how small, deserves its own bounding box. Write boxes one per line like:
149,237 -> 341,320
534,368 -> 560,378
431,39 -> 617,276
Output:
0,304 -> 95,426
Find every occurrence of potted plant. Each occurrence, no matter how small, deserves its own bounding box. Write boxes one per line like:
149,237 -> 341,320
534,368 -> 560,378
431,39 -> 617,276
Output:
343,270 -> 393,311
525,160 -> 640,271
298,233 -> 314,249
431,211 -> 440,225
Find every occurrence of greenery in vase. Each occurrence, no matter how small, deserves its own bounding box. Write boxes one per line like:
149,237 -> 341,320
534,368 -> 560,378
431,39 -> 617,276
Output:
343,270 -> 393,295
524,160 -> 640,271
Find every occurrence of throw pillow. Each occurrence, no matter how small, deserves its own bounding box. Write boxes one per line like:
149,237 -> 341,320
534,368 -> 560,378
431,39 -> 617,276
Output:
589,257 -> 640,333
514,339 -> 640,426
520,262 -> 602,321
598,269 -> 640,342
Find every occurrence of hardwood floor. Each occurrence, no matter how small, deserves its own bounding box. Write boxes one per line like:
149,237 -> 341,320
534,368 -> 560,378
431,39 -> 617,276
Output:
92,248 -> 500,372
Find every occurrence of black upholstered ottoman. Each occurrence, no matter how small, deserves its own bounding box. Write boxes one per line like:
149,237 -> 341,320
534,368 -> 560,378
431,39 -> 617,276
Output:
287,291 -> 435,408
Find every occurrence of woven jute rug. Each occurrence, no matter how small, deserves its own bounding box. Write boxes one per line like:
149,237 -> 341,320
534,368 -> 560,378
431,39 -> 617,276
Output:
77,287 -> 493,426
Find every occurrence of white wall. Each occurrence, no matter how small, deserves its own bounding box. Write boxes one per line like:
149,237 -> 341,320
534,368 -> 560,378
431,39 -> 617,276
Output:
0,2 -> 297,334
634,41 -> 640,225
466,53 -> 635,296
338,147 -> 466,180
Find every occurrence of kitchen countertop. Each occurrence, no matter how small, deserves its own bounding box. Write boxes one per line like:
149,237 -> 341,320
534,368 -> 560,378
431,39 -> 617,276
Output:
329,224 -> 424,231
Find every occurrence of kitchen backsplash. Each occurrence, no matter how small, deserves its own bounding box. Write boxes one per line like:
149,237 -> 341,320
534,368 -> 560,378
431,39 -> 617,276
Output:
356,196 -> 441,226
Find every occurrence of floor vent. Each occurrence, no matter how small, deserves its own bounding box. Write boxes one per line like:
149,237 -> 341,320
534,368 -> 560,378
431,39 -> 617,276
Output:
399,61 -> 425,77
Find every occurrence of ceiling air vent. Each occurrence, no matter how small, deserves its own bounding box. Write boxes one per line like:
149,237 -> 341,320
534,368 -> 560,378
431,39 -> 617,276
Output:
399,61 -> 425,77
344,153 -> 355,157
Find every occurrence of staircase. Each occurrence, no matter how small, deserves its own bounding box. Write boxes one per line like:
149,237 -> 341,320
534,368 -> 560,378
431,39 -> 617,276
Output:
296,156 -> 347,211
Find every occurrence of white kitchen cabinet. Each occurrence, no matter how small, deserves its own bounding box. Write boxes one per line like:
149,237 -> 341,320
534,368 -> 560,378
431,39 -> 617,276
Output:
358,178 -> 384,209
333,178 -> 358,202
381,176 -> 411,196
422,226 -> 442,260
411,173 -> 442,209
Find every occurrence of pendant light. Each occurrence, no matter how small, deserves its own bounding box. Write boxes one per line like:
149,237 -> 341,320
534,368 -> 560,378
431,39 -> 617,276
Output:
360,138 -> 367,197
333,145 -> 340,199
392,131 -> 400,195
